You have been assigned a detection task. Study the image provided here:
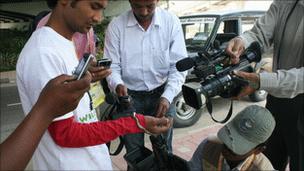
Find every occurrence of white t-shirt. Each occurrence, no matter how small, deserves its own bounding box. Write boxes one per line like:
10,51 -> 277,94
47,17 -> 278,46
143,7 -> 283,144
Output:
16,27 -> 112,170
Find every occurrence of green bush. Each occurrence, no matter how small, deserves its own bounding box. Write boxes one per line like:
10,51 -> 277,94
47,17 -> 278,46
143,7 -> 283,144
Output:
0,29 -> 28,72
0,18 -> 111,72
93,17 -> 111,59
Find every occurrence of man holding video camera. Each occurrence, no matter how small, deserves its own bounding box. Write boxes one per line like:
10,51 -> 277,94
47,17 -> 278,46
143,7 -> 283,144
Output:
16,0 -> 171,170
226,1 -> 303,171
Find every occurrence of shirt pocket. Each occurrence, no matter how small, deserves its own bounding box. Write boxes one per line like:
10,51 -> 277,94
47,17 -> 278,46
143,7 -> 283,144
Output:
151,32 -> 170,71
152,48 -> 170,75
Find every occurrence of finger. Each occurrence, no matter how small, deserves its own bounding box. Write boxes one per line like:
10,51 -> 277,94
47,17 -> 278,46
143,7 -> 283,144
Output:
82,71 -> 93,82
52,74 -> 76,84
226,40 -> 235,53
234,70 -> 249,79
91,59 -> 97,67
74,92 -> 86,104
237,86 -> 252,99
155,125 -> 170,133
66,74 -> 91,91
157,117 -> 170,126
155,105 -> 163,118
92,69 -> 112,80
236,90 -> 247,99
161,106 -> 168,118
89,66 -> 101,73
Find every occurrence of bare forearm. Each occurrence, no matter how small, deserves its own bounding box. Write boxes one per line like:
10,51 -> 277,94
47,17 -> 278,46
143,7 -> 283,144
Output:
0,105 -> 53,170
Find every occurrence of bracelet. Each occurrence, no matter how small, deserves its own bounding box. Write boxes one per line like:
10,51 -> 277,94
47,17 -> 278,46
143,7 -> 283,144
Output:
132,112 -> 153,135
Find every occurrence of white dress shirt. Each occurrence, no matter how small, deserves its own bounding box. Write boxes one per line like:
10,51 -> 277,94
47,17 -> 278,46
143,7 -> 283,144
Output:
104,7 -> 187,103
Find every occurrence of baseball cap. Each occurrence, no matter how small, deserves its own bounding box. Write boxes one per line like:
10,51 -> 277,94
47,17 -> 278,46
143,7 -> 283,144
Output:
217,105 -> 275,155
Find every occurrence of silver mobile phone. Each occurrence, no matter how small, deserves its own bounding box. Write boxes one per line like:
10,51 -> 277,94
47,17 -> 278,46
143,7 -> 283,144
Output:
97,58 -> 112,68
73,53 -> 94,80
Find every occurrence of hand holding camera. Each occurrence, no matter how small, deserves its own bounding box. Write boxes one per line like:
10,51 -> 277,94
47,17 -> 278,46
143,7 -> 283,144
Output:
88,58 -> 112,82
226,37 -> 246,64
232,71 -> 260,100
36,73 -> 92,119
73,53 -> 94,80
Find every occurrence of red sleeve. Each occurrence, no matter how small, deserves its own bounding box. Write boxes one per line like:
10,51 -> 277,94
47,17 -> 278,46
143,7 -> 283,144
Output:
48,114 -> 146,147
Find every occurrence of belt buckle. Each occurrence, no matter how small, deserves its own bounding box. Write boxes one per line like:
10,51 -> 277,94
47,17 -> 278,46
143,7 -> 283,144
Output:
148,89 -> 156,94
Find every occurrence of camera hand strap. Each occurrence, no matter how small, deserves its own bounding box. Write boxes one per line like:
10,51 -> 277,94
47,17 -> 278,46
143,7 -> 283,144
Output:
206,99 -> 233,124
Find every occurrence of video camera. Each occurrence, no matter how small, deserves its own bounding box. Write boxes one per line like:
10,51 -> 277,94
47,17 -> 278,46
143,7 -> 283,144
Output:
104,93 -> 136,117
176,42 -> 261,110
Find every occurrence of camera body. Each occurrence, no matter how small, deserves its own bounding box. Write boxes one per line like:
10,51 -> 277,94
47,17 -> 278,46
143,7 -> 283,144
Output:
105,93 -> 135,118
97,58 -> 112,68
73,53 -> 94,80
181,42 -> 261,109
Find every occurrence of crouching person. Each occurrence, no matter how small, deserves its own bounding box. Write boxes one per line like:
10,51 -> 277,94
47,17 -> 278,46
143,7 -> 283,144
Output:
189,105 -> 275,171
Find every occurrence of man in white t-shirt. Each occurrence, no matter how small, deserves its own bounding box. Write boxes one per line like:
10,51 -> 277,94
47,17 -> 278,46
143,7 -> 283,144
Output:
16,0 -> 171,170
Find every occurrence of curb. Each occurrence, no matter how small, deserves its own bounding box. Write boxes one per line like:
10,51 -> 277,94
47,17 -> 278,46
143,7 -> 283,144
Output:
0,70 -> 16,86
0,78 -> 10,84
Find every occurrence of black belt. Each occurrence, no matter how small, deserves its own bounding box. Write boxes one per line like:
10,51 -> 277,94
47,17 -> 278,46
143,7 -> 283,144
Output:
128,83 -> 166,95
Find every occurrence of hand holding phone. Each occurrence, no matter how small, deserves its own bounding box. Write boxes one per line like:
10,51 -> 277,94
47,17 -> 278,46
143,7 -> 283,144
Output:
73,53 -> 94,80
97,58 -> 112,68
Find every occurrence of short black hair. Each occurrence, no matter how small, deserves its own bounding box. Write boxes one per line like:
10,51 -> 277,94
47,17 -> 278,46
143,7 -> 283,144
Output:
46,0 -> 58,9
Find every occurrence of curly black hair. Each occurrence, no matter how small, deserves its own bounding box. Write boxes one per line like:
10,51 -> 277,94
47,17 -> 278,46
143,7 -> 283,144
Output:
46,0 -> 58,9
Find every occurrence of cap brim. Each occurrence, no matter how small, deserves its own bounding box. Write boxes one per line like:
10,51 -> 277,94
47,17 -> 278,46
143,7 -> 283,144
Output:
217,125 -> 257,155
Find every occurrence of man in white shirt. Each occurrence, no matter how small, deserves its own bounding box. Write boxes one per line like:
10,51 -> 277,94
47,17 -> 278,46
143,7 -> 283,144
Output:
16,0 -> 171,170
105,0 -> 187,153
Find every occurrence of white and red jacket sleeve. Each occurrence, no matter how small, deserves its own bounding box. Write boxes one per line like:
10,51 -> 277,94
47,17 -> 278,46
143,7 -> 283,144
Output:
48,114 -> 145,147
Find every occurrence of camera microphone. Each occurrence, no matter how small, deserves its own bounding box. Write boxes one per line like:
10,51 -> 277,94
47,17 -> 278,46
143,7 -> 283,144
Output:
176,57 -> 195,72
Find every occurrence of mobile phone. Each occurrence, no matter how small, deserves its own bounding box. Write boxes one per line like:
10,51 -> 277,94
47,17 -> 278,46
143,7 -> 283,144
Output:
97,58 -> 112,68
73,53 -> 94,80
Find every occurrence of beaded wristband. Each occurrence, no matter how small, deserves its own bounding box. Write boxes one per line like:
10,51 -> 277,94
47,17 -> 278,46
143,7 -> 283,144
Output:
132,112 -> 153,135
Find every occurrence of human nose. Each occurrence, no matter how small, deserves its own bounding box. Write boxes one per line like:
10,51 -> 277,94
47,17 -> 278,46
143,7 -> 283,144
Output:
92,11 -> 103,23
138,8 -> 149,17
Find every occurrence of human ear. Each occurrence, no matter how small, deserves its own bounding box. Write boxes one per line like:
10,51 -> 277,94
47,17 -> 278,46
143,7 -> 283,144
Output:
254,145 -> 267,154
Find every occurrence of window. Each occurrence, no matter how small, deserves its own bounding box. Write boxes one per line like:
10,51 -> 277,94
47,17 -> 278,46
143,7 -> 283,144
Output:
241,17 -> 258,33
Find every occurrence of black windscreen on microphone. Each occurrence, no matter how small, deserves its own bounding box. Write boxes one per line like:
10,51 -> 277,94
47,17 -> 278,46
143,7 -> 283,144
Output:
241,41 -> 261,63
176,57 -> 195,72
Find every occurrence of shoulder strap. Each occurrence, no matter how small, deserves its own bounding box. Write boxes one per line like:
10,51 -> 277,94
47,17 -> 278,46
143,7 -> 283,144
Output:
107,137 -> 125,156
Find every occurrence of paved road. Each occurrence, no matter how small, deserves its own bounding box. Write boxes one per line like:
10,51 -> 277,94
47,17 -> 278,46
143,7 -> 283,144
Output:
0,84 -> 24,142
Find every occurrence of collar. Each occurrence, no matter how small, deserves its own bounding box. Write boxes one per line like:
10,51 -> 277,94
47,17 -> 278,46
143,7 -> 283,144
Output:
236,154 -> 255,171
219,153 -> 255,171
126,7 -> 161,28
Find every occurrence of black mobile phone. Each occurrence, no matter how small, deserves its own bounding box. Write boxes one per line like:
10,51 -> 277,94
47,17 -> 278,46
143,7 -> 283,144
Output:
73,53 -> 94,80
97,58 -> 112,68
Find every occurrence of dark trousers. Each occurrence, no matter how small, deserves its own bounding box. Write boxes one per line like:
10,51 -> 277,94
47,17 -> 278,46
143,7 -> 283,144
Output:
123,87 -> 175,154
264,94 -> 304,171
